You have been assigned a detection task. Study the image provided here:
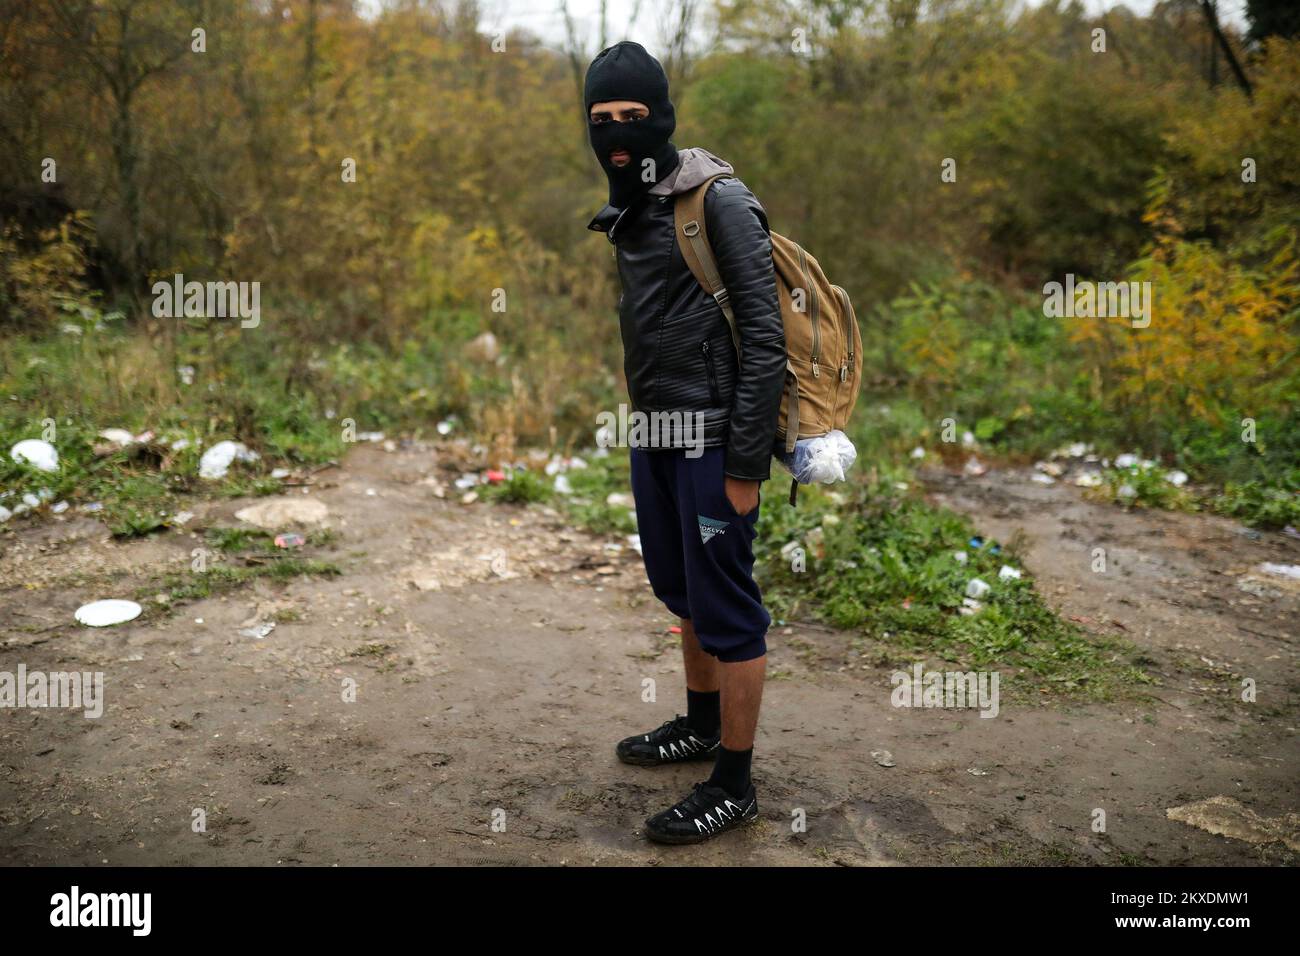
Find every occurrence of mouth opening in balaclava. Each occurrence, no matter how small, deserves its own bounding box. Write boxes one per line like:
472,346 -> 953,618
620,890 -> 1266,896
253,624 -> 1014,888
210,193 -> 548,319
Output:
584,41 -> 680,210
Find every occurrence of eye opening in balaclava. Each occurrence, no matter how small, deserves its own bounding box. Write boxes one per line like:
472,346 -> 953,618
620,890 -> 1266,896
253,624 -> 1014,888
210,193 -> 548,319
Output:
584,41 -> 679,209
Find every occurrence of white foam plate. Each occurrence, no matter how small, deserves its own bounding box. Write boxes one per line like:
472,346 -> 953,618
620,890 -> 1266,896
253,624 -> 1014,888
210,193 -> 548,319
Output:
74,599 -> 143,627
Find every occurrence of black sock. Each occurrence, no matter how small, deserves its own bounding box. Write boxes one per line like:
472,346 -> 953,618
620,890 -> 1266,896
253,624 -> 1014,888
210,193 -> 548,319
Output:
685,688 -> 720,738
707,745 -> 753,800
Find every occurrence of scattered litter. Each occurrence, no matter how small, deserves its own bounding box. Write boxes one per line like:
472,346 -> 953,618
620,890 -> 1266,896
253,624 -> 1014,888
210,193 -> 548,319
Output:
910,446 -> 926,459
82,502 -> 104,513
606,492 -> 634,508
1116,483 -> 1137,499
365,488 -> 377,496
961,431 -> 976,448
871,750 -> 896,768
177,364 -> 196,385
1166,795 -> 1300,853
436,418 -> 456,436
1030,472 -> 1056,485
356,431 -> 385,443
0,505 -> 11,523
1166,470 -> 1189,487
953,551 -> 968,564
965,578 -> 991,599
460,491 -> 478,505
274,532 -> 306,549
98,428 -> 137,447
1236,576 -> 1277,599
171,510 -> 194,526
50,500 -> 69,514
198,440 -> 259,479
1074,473 -> 1103,488
453,474 -> 480,490
1114,453 -> 1140,469
234,497 -> 329,528
553,474 -> 573,495
967,767 -> 992,777
1035,461 -> 1064,477
465,331 -> 500,363
1052,441 -> 1091,458
10,439 -> 59,472
1259,562 -> 1300,580
238,621 -> 276,640
75,600 -> 143,627
485,469 -> 507,484
960,597 -> 983,615
546,455 -> 589,476
627,534 -> 642,555
894,481 -> 909,491
668,625 -> 682,634
962,456 -> 987,477
1283,526 -> 1300,540
777,430 -> 858,484
969,536 -> 983,548
998,565 -> 1022,581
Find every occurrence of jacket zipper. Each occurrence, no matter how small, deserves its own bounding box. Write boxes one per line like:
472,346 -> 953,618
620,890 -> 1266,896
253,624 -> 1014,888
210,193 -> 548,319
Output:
798,248 -> 821,378
701,340 -> 722,405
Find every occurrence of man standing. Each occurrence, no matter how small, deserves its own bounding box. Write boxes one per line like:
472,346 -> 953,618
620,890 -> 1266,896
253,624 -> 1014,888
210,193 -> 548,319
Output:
585,41 -> 787,844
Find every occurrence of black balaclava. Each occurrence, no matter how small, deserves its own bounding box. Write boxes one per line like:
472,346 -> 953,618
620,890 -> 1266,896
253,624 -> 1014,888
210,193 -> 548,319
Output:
584,41 -> 679,210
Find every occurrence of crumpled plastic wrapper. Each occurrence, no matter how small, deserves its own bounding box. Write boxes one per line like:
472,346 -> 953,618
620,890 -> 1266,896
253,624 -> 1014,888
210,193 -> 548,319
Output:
777,429 -> 858,484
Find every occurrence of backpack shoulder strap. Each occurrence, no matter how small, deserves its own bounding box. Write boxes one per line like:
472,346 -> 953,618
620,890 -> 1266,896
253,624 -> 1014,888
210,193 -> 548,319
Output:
675,173 -> 801,458
674,173 -> 740,352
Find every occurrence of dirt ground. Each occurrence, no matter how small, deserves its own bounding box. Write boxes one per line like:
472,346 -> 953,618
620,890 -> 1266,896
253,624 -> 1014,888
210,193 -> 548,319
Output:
1,442 -> 1296,866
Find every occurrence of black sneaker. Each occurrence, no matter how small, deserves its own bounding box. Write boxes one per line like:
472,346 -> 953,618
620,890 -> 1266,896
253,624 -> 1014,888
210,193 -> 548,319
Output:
616,715 -> 720,767
645,781 -> 758,844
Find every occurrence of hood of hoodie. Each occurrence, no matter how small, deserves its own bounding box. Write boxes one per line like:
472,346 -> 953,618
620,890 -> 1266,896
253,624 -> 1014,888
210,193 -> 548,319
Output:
587,147 -> 735,238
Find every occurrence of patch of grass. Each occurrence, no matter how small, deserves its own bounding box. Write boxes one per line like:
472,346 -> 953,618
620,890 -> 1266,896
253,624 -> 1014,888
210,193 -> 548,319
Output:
349,641 -> 393,658
1211,474 -> 1300,529
140,559 -> 340,609
1090,462 -> 1197,512
479,468 -> 552,505
756,478 -> 1154,701
205,526 -> 275,551
559,456 -> 637,536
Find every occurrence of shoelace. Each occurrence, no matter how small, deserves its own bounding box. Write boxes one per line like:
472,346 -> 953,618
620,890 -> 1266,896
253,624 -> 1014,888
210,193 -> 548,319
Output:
650,714 -> 688,743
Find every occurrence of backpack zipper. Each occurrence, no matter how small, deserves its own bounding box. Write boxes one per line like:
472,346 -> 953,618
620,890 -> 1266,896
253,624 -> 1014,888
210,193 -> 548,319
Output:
833,285 -> 857,421
701,340 -> 722,405
798,248 -> 821,377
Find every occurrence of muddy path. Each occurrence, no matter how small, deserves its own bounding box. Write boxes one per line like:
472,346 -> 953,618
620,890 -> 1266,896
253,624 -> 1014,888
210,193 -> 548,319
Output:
1,444 -> 1296,866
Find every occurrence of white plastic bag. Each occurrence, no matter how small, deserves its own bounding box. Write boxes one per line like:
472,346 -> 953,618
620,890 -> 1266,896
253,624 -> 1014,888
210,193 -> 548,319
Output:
777,429 -> 858,484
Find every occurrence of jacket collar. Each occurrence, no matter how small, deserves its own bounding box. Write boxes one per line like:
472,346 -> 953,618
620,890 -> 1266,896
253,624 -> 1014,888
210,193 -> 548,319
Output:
587,147 -> 735,243
586,196 -> 649,244
587,203 -> 621,235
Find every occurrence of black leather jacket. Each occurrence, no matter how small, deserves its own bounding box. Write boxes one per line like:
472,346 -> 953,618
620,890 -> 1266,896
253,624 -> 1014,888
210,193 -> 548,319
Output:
588,176 -> 786,481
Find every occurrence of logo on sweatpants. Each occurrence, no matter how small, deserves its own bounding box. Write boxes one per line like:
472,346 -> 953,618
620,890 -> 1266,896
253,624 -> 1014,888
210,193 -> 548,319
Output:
698,515 -> 729,544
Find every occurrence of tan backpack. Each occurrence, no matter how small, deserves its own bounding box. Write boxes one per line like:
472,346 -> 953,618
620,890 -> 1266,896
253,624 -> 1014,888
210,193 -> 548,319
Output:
675,173 -> 863,502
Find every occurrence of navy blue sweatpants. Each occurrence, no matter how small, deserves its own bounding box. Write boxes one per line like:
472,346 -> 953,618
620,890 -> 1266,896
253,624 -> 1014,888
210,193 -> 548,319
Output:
630,446 -> 770,663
